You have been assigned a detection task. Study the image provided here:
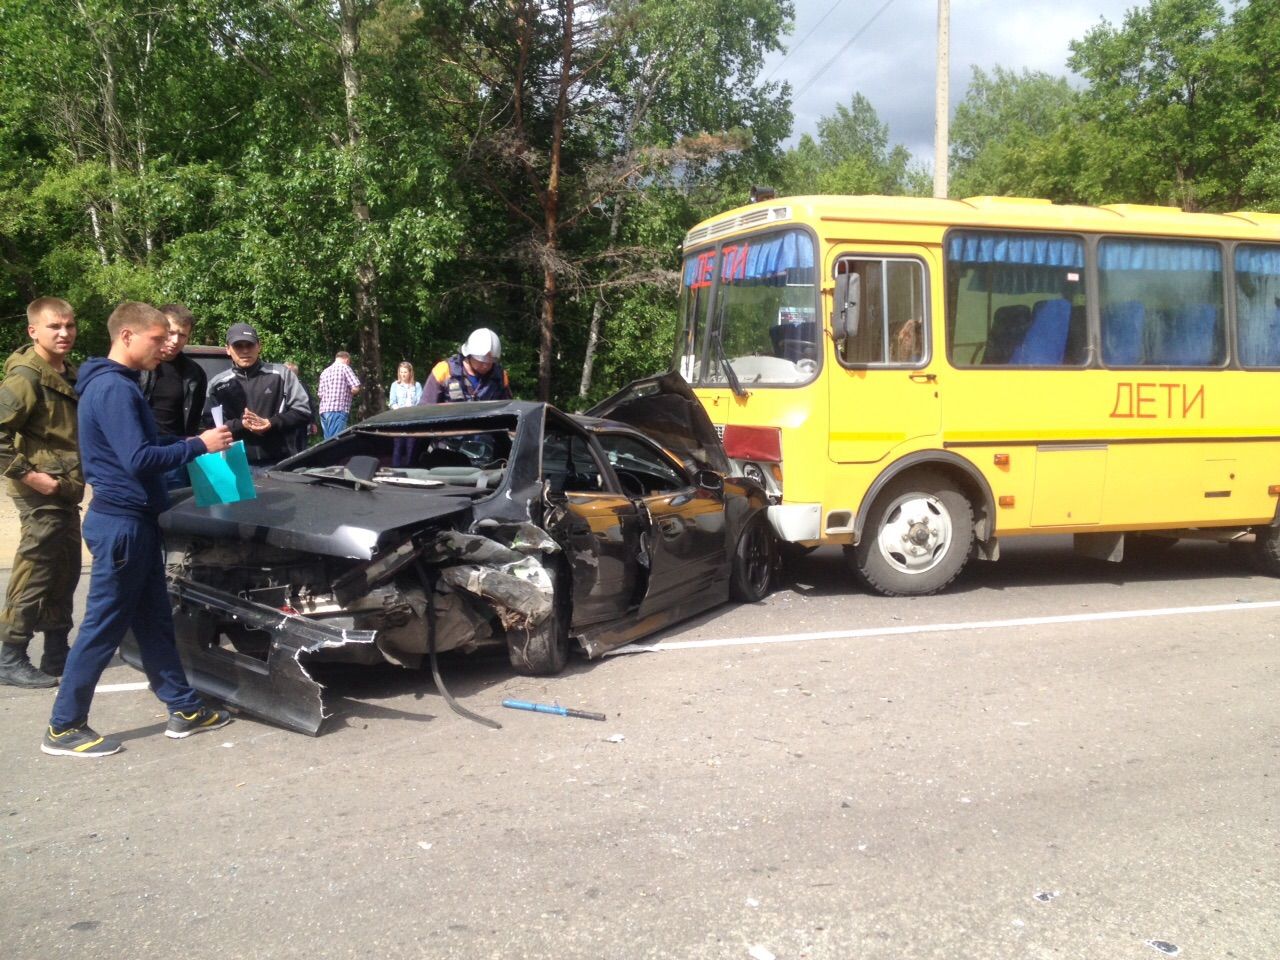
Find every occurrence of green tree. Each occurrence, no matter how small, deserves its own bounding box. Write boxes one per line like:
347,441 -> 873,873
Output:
949,66 -> 1076,199
425,0 -> 791,401
777,93 -> 927,197
1066,0 -> 1235,209
1226,0 -> 1280,208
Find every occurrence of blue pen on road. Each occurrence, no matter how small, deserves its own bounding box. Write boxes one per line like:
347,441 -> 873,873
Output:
502,699 -> 607,722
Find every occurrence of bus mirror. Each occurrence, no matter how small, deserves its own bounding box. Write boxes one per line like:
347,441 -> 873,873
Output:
833,271 -> 860,339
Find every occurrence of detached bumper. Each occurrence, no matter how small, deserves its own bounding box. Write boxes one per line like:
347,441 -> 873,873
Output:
120,577 -> 377,736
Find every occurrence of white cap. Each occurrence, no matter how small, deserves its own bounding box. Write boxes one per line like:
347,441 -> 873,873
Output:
462,327 -> 501,360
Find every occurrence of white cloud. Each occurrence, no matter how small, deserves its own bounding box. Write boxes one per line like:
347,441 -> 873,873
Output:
764,0 -> 1138,163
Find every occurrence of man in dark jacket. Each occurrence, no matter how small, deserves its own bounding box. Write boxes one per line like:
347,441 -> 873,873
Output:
43,302 -> 234,758
139,303 -> 207,488
0,296 -> 84,685
204,322 -> 311,467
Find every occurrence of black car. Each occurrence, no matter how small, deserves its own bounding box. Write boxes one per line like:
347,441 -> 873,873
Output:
131,374 -> 774,734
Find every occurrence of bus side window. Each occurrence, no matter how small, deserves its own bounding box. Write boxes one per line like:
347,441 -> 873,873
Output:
946,230 -> 1085,368
1098,237 -> 1225,368
836,257 -> 926,366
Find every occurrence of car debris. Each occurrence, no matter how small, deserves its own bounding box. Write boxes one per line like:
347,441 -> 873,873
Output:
501,699 -> 606,721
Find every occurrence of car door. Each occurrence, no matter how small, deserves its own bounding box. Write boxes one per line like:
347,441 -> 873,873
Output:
592,430 -> 727,615
541,417 -> 645,626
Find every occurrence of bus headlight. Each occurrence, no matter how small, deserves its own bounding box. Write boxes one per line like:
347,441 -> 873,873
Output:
743,463 -> 765,486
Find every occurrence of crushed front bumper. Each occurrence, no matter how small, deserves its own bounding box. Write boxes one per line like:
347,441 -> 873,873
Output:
121,576 -> 377,735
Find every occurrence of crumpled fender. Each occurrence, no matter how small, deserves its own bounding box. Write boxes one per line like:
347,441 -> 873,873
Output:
425,525 -> 560,636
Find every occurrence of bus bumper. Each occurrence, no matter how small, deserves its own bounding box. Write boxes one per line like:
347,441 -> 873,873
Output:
767,503 -> 822,543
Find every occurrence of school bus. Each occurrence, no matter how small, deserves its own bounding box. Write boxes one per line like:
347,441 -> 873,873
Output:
674,194 -> 1280,595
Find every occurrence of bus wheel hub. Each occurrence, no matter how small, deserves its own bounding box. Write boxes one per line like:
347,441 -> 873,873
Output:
906,522 -> 933,547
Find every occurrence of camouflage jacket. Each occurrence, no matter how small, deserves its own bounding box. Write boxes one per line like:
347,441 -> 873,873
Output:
0,345 -> 83,504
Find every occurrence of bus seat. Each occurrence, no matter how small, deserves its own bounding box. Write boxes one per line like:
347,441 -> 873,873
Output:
984,304 -> 1032,363
1157,304 -> 1219,365
1240,308 -> 1280,366
770,322 -> 818,361
1103,300 -> 1145,365
1011,299 -> 1071,365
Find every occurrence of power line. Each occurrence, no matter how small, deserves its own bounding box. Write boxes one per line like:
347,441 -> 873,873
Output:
764,0 -> 851,84
792,0 -> 899,100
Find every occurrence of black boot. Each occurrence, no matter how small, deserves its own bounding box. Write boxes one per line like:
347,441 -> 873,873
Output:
0,640 -> 58,688
38,631 -> 70,678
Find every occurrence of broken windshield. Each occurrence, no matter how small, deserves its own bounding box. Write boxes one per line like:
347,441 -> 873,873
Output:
281,418 -> 517,493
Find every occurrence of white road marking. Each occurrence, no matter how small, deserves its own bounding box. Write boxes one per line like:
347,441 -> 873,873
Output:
605,598 -> 1280,655
94,681 -> 151,693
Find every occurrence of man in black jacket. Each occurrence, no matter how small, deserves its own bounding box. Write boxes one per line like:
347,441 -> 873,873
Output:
204,323 -> 311,467
140,303 -> 207,488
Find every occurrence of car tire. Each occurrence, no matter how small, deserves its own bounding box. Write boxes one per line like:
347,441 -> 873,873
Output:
849,471 -> 973,597
1250,524 -> 1280,577
508,561 -> 570,676
730,514 -> 775,603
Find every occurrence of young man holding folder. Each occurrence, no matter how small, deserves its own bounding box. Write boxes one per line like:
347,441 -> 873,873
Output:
42,302 -> 235,758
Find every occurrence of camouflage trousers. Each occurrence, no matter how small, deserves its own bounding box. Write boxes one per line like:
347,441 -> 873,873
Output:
1,496 -> 81,644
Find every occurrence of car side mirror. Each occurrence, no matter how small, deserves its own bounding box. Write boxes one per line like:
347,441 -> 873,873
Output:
695,469 -> 724,494
832,270 -> 860,340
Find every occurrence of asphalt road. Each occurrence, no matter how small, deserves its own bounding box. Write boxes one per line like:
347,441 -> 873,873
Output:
1,537 -> 1277,960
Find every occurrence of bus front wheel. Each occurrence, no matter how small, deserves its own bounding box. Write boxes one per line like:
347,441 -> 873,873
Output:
848,472 -> 974,597
1251,524 -> 1280,577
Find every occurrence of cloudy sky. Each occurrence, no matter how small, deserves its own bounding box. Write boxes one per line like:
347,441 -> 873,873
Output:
762,0 -> 1141,164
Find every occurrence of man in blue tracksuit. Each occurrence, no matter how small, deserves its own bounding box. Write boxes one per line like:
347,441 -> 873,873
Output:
42,302 -> 236,758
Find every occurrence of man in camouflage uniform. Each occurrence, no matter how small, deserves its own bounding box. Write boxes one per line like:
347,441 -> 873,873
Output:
0,297 -> 84,686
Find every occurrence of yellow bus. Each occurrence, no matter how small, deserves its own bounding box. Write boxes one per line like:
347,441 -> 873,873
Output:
674,194 -> 1280,595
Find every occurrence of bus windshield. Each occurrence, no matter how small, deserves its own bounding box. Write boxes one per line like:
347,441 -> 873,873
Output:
676,228 -> 820,387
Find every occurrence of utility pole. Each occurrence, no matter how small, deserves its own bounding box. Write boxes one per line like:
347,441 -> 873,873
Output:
933,0 -> 950,199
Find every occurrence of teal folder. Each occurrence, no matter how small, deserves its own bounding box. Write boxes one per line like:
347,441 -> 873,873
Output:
187,440 -> 257,507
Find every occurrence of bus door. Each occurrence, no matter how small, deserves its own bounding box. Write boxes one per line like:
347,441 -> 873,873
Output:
827,252 -> 941,464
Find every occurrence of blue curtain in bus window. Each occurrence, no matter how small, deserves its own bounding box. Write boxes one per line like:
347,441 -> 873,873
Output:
1099,238 -> 1224,367
1235,245 -> 1280,367
733,231 -> 815,287
947,232 -> 1083,294
1099,239 -> 1221,272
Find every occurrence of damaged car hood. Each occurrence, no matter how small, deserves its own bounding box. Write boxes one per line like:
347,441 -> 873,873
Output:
162,477 -> 477,559
586,372 -> 730,475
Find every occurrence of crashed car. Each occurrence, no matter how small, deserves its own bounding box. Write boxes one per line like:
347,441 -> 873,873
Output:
125,374 -> 774,734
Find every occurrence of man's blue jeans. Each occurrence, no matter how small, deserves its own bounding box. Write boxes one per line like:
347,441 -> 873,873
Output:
321,411 -> 349,440
50,510 -> 203,730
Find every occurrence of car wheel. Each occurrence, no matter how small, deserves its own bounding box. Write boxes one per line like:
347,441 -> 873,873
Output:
1250,525 -> 1280,577
508,561 -> 570,676
730,514 -> 775,602
849,471 -> 973,597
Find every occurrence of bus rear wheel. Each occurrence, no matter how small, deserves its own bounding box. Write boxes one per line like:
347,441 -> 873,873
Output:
848,472 -> 974,597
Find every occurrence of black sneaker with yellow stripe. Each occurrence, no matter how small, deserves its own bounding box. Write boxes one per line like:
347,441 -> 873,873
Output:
165,705 -> 232,739
41,725 -> 122,758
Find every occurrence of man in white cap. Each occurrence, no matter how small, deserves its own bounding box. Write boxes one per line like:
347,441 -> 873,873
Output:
420,327 -> 512,404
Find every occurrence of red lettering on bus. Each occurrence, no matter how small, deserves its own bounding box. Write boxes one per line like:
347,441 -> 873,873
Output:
1110,382 -> 1134,418
1135,382 -> 1156,418
1183,384 -> 1205,418
689,250 -> 716,290
722,243 -> 749,282
1110,382 -> 1207,419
